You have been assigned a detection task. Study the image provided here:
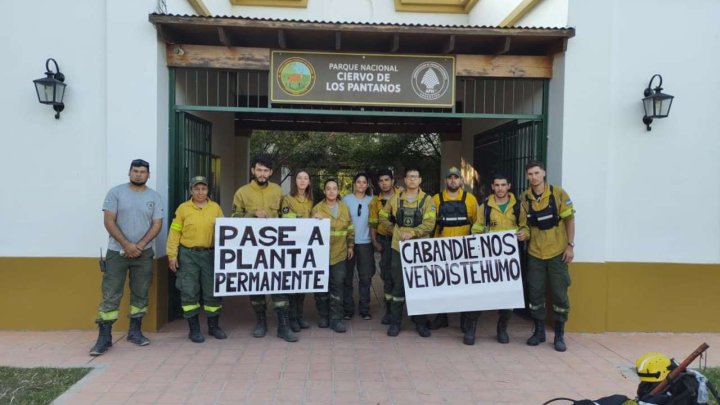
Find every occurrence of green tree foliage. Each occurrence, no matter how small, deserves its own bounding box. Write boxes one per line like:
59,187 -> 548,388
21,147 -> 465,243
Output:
250,131 -> 441,195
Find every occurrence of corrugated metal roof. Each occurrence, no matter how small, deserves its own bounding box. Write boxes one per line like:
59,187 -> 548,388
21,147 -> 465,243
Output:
151,13 -> 573,32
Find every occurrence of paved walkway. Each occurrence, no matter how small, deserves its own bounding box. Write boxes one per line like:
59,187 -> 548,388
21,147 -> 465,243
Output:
2,293 -> 718,404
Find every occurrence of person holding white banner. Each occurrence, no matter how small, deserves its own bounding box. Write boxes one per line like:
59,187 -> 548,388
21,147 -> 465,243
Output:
472,173 -> 521,344
231,155 -> 295,342
518,160 -> 575,352
379,167 -> 436,337
431,166 -> 480,345
167,176 -> 226,343
280,170 -> 314,332
311,179 -> 354,333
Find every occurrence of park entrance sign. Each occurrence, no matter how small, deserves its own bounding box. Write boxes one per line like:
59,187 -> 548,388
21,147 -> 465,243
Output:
271,50 -> 455,107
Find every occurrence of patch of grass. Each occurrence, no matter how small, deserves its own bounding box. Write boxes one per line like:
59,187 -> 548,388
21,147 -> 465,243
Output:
702,367 -> 720,405
0,366 -> 91,405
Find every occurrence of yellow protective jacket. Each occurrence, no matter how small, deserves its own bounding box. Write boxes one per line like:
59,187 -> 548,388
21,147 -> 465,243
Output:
280,194 -> 313,218
167,199 -> 224,259
472,192 -> 519,234
368,191 -> 397,237
518,184 -> 575,259
231,180 -> 282,218
311,200 -> 354,265
379,189 -> 436,252
433,189 -> 478,237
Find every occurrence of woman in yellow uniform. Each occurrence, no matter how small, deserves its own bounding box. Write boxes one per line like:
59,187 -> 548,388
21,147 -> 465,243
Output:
167,176 -> 225,343
280,169 -> 314,332
311,179 -> 354,333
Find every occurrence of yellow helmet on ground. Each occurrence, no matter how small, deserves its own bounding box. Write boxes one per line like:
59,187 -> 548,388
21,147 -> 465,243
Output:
635,352 -> 672,382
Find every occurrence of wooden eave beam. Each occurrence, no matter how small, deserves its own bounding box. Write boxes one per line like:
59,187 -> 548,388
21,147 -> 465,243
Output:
495,36 -> 511,55
165,44 -> 555,78
499,0 -> 542,28
443,35 -> 455,54
278,29 -> 287,49
217,27 -> 232,47
390,34 -> 400,52
335,32 -> 342,50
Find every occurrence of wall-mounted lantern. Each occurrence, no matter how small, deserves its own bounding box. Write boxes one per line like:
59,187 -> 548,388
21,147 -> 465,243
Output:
642,74 -> 674,131
33,58 -> 66,119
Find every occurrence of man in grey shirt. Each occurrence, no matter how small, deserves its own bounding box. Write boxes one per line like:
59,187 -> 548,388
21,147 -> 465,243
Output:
90,159 -> 164,356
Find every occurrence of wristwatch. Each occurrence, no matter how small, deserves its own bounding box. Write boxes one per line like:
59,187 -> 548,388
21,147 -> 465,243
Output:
567,242 -> 575,247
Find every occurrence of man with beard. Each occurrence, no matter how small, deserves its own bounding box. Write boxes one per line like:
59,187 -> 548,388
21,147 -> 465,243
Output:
231,156 -> 295,342
472,173 -> 521,345
427,167 -> 479,343
369,169 -> 398,324
518,160 -> 575,352
91,159 -> 164,356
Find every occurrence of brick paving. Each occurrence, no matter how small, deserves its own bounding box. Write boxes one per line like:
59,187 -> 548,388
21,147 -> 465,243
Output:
1,283 -> 718,405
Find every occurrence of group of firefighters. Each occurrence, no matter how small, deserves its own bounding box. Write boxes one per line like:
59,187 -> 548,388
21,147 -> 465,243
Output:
89,155 -> 575,357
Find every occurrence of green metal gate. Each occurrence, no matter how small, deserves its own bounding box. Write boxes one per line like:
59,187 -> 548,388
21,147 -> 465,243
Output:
168,112 -> 214,320
473,120 -> 544,199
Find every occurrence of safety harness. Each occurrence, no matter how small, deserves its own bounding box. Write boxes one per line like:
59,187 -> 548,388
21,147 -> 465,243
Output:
525,185 -> 561,230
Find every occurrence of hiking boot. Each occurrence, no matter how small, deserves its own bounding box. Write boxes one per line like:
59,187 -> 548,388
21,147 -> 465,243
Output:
526,319 -> 546,346
330,319 -> 347,333
497,318 -> 510,344
127,317 -> 150,346
187,315 -> 205,343
276,308 -> 298,342
429,313 -> 449,330
554,321 -> 566,352
253,311 -> 267,338
415,321 -> 431,338
89,321 -> 113,356
387,323 -> 400,337
463,318 -> 477,346
207,316 -> 227,339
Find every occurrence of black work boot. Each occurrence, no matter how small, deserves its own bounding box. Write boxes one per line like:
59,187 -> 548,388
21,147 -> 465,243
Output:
89,321 -> 113,356
187,315 -> 205,343
253,311 -> 267,338
553,321 -> 567,352
429,313 -> 449,330
207,316 -> 227,339
381,301 -> 392,325
497,317 -> 510,344
463,317 -> 477,345
460,312 -> 467,333
330,319 -> 347,333
413,316 -> 432,337
288,298 -> 302,333
526,319 -> 546,346
127,317 -> 150,346
387,301 -> 403,337
296,295 -> 311,329
276,308 -> 298,342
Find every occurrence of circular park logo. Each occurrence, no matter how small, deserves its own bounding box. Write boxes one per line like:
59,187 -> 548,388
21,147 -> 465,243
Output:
277,57 -> 316,97
410,61 -> 450,101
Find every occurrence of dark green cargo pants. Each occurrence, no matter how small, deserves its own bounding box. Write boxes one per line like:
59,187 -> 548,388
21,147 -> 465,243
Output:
96,248 -> 154,322
176,247 -> 221,319
315,261 -> 346,321
527,254 -> 571,322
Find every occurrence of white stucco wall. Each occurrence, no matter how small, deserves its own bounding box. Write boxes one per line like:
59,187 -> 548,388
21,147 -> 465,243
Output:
169,0 -> 468,25
562,0 -> 720,263
0,0 -> 167,257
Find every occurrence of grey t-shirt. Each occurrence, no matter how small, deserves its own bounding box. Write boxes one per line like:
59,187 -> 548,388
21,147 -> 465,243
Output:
102,183 -> 164,252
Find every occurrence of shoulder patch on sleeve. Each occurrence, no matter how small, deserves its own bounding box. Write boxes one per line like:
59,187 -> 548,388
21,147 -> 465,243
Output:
565,199 -> 573,205
282,207 -> 290,214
